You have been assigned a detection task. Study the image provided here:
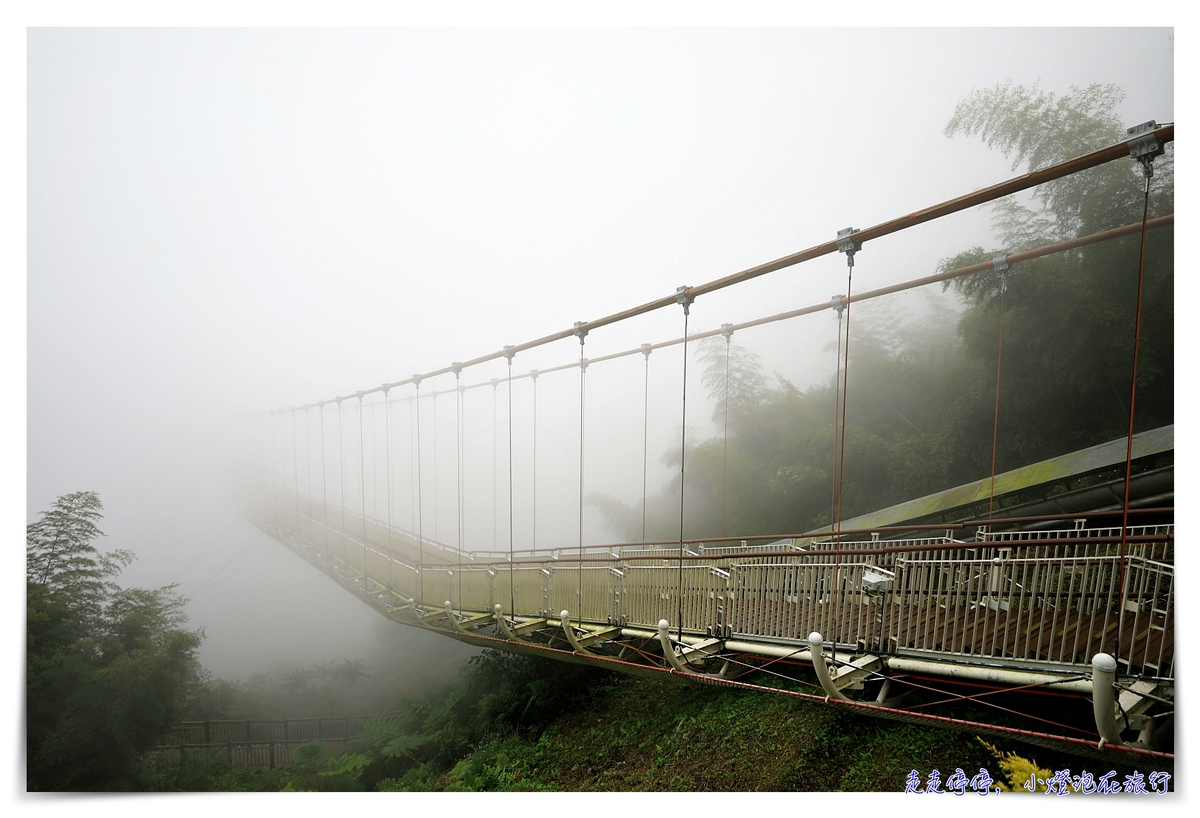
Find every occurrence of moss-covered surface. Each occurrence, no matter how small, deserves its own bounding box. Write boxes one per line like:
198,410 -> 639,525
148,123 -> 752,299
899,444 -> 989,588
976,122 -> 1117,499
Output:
393,673 -> 1158,792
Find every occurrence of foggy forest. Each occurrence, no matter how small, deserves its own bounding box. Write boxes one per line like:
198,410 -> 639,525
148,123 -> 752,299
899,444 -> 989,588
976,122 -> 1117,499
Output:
23,23 -> 1175,796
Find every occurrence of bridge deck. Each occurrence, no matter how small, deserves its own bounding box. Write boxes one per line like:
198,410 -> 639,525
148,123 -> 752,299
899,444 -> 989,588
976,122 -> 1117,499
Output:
259,493 -> 1173,682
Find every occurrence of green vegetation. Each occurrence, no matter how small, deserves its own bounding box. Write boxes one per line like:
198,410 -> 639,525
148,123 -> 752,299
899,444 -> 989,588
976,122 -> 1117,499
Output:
134,650 -> 1169,792
28,83 -> 1175,793
26,492 -> 208,791
595,82 -> 1173,540
190,658 -> 371,720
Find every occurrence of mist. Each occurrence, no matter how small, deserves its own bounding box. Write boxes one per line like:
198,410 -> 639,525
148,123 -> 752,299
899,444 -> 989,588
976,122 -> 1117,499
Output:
26,27 -> 1174,691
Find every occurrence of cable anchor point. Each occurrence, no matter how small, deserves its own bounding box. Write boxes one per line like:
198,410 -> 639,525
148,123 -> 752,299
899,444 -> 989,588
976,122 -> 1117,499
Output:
837,227 -> 862,268
502,345 -> 516,362
1127,120 -> 1165,183
831,294 -> 847,317
529,369 -> 539,382
992,253 -> 1012,293
675,285 -> 694,316
573,321 -> 589,345
640,343 -> 652,359
720,323 -> 734,341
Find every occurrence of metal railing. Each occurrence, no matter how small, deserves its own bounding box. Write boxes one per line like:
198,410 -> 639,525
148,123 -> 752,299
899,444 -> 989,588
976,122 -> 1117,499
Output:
149,717 -> 367,771
259,501 -> 1173,679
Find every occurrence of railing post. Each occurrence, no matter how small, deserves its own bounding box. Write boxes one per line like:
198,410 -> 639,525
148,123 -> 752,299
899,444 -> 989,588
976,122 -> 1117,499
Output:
1091,653 -> 1124,748
204,720 -> 210,744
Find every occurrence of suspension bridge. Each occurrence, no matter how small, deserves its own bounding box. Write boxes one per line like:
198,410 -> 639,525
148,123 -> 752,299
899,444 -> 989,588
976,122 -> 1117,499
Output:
243,122 -> 1175,763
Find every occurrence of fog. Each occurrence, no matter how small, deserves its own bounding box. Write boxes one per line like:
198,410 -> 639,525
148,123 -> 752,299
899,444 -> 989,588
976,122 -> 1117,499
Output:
26,27 -> 1173,687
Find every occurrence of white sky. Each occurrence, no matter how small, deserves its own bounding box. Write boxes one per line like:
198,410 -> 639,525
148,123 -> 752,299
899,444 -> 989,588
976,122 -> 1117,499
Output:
5,4 -> 1190,807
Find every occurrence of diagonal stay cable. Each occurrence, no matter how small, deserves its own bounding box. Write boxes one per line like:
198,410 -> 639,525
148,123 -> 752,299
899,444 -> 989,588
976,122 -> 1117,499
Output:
901,674 -> 1090,712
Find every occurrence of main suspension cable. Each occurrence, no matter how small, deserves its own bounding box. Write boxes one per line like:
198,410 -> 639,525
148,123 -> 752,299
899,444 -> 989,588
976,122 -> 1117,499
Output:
295,214 -> 1172,423
299,127 -> 1172,410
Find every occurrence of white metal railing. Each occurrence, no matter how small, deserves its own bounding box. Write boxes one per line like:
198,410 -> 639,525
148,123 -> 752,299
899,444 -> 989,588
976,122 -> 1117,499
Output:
257,500 -> 1172,678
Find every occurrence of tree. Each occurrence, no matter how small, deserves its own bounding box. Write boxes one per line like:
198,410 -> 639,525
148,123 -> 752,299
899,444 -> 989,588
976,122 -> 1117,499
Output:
26,492 -> 206,791
696,335 -> 768,426
939,82 -> 1173,467
591,82 -> 1172,544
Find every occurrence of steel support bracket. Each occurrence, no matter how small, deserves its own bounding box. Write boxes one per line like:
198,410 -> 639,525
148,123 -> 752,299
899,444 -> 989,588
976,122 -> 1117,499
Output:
992,253 -> 1012,292
657,619 -> 694,673
444,601 -> 466,633
1127,120 -> 1165,178
512,619 -> 548,635
832,654 -> 882,691
809,632 -> 851,701
678,637 -> 725,669
675,285 -> 695,316
493,603 -> 532,643
837,227 -> 862,267
560,610 -> 598,656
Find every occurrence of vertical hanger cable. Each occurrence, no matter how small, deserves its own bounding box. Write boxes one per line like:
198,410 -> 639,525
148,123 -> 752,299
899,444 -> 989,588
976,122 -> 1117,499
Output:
674,288 -> 694,642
